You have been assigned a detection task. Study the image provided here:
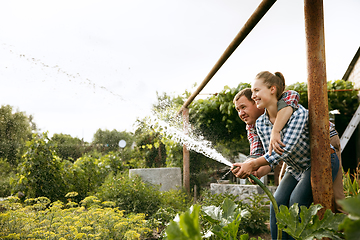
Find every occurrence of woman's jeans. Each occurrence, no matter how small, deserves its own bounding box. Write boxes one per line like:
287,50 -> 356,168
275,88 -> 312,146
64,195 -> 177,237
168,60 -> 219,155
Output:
270,152 -> 339,240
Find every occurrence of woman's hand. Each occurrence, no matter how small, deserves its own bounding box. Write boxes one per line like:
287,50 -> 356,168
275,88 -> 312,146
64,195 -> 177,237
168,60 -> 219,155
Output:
268,130 -> 285,155
248,165 -> 272,184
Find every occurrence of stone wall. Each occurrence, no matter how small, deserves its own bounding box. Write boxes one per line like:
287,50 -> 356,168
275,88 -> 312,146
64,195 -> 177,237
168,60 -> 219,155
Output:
210,183 -> 277,204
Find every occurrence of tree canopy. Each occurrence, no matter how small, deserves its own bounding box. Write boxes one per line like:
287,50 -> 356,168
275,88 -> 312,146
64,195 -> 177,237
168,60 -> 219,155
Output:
0,105 -> 35,166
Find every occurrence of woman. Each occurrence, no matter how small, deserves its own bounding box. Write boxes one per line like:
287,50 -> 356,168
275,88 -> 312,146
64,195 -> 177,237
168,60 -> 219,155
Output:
232,71 -> 339,239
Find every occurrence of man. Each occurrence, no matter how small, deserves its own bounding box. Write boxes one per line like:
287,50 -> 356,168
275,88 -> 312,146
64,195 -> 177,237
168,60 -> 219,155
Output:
233,88 -> 345,213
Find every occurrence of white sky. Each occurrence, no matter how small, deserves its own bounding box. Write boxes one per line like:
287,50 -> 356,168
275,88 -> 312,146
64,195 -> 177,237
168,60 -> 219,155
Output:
1,0 -> 359,142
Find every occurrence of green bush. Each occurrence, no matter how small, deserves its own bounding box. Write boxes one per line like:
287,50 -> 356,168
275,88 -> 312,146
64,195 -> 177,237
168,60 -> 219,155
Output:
96,171 -> 163,218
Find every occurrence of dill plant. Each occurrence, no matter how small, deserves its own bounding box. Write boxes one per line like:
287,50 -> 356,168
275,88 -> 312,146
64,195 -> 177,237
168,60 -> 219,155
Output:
0,196 -> 151,239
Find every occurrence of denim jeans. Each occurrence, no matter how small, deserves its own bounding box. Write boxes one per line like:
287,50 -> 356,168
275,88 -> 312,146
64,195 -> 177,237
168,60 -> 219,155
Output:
270,152 -> 339,240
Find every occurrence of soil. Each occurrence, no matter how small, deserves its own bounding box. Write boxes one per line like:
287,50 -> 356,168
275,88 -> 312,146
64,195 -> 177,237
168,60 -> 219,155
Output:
248,222 -> 272,240
248,232 -> 272,240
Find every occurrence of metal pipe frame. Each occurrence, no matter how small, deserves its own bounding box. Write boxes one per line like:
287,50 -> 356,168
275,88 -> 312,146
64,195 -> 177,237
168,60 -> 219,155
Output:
304,0 -> 335,214
178,0 -> 277,114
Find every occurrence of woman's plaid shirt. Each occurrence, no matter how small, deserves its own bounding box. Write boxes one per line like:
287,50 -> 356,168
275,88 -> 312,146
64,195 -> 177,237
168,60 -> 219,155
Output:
256,104 -> 311,181
246,90 -> 300,159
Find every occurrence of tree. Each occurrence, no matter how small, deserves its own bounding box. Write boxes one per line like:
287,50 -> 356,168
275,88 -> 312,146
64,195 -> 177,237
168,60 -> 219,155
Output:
92,129 -> 134,153
12,132 -> 66,201
51,133 -> 85,162
0,105 -> 34,166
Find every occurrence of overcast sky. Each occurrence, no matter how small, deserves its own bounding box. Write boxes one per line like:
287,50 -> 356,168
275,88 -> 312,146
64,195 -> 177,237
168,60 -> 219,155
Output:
1,0 -> 359,142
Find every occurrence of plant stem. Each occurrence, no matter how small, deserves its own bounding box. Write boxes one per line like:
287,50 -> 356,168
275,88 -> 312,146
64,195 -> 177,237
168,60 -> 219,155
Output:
249,174 -> 282,240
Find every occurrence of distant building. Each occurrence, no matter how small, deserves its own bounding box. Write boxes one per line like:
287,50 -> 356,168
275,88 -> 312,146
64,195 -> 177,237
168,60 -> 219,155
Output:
342,47 -> 360,171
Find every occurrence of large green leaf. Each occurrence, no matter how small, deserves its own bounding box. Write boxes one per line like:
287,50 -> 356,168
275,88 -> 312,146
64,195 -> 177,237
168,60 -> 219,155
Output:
276,203 -> 346,240
338,194 -> 360,239
165,205 -> 202,240
338,194 -> 360,217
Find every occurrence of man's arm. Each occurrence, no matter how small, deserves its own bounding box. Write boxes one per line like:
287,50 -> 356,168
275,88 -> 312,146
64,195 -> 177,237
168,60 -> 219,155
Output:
247,125 -> 265,158
232,156 -> 269,179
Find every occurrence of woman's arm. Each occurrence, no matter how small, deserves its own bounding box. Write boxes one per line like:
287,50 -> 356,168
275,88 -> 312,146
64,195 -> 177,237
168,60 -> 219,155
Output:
268,90 -> 300,155
269,106 -> 293,155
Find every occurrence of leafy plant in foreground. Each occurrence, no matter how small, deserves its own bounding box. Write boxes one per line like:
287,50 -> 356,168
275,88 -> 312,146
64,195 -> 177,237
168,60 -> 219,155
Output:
165,198 -> 263,240
338,194 -> 360,239
201,198 -> 250,239
166,205 -> 202,240
276,203 -> 346,240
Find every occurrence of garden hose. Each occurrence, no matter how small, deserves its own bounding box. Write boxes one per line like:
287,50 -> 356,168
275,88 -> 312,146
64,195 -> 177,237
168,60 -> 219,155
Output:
248,174 -> 282,240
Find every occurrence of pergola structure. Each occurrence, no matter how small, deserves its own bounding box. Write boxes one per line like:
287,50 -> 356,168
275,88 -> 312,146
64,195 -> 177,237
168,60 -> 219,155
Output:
178,0 -> 335,215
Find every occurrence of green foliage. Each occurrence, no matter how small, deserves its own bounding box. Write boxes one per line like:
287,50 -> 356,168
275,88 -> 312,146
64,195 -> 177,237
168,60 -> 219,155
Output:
276,203 -> 346,240
0,196 -> 151,239
338,194 -> 360,239
11,132 -> 66,202
0,105 -> 35,166
96,172 -> 163,217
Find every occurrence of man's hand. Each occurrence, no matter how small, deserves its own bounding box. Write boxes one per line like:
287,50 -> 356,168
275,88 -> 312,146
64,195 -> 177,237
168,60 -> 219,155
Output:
231,161 -> 254,179
268,130 -> 285,155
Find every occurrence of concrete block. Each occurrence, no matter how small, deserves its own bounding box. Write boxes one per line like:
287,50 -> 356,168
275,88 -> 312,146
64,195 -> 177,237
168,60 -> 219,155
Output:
129,167 -> 182,191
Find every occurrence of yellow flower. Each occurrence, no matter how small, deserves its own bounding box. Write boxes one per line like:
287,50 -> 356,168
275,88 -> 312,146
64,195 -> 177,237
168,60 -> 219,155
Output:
75,233 -> 86,239
81,226 -> 93,232
124,230 -> 140,240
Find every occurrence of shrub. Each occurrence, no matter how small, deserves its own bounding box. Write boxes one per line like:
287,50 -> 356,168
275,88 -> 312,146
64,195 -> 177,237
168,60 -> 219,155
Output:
96,171 -> 162,218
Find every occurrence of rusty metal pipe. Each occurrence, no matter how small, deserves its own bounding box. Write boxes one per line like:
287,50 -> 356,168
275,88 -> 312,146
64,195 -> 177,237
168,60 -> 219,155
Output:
178,0 -> 277,114
304,0 -> 335,215
182,107 -> 190,194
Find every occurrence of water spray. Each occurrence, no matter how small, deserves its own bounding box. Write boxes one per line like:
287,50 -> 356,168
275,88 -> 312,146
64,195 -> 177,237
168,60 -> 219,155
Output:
153,110 -> 281,239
